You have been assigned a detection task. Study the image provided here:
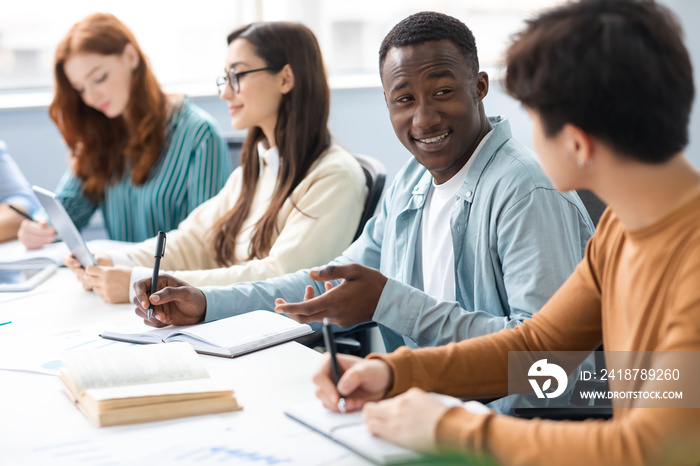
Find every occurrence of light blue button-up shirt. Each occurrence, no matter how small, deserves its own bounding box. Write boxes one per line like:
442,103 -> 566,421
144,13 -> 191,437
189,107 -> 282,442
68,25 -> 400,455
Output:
203,117 -> 594,352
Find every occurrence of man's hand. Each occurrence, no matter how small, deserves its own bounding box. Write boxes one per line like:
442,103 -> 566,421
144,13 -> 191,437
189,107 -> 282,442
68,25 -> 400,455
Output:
313,353 -> 393,413
363,388 -> 452,452
274,263 -> 388,327
133,274 -> 206,327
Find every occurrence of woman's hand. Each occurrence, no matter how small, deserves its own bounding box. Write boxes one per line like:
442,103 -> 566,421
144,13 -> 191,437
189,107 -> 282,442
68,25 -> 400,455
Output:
63,253 -> 92,290
63,252 -> 112,289
82,253 -> 132,303
63,253 -> 131,304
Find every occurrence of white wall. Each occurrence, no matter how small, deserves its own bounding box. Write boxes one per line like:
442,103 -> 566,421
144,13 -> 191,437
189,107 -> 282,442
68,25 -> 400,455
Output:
664,0 -> 700,168
0,84 -> 532,193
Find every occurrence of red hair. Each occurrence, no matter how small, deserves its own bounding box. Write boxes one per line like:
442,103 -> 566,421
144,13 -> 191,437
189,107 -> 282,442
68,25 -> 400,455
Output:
49,13 -> 167,201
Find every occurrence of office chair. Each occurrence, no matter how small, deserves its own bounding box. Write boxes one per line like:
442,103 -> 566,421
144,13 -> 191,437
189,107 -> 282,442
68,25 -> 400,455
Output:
576,189 -> 606,227
352,154 -> 387,240
296,154 -> 387,357
224,134 -> 244,167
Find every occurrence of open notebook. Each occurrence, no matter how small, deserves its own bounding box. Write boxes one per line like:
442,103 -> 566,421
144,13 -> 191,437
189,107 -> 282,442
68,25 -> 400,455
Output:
285,401 -> 421,465
285,397 -> 491,465
100,311 -> 313,358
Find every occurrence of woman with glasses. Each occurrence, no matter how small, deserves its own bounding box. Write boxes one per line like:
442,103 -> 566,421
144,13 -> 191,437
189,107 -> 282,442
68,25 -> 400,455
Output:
65,21 -> 367,304
18,13 -> 231,249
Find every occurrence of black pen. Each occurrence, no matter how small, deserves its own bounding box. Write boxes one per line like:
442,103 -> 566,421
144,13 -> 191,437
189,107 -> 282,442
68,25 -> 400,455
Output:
7,204 -> 34,221
148,231 -> 166,320
322,317 -> 346,413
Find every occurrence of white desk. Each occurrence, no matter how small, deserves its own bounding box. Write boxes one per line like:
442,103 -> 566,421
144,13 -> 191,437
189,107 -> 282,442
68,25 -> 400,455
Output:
0,244 -> 373,465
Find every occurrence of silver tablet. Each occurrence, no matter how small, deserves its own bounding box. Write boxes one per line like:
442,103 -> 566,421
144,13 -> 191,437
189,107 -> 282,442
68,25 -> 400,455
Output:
0,262 -> 58,292
32,186 -> 97,268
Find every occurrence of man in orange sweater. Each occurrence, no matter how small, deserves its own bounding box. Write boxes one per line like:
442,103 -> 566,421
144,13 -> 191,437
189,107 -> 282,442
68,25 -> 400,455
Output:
312,0 -> 700,463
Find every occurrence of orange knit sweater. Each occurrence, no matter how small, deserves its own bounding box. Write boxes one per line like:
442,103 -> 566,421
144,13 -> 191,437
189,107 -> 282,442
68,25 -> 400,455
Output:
375,193 -> 700,465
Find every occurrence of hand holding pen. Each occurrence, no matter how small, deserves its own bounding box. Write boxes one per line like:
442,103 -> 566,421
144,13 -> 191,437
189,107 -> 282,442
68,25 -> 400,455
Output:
312,338 -> 394,413
322,317 -> 347,412
148,231 -> 167,320
7,204 -> 33,221
12,205 -> 57,250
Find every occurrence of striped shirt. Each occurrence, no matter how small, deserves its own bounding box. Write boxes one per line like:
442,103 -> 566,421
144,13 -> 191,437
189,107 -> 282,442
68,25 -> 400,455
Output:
55,97 -> 232,242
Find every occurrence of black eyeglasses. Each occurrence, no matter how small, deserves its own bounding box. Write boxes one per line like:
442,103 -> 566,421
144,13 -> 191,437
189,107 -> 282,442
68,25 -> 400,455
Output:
216,66 -> 283,94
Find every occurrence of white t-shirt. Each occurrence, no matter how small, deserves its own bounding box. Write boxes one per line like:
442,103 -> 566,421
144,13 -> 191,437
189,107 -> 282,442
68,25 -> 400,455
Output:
420,131 -> 493,301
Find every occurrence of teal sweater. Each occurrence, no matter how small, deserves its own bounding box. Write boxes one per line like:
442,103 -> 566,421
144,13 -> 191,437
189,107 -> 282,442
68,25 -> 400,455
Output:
55,98 -> 231,242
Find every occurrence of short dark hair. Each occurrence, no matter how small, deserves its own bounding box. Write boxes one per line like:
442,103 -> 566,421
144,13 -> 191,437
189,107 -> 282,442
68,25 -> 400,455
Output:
505,0 -> 694,163
379,11 -> 479,78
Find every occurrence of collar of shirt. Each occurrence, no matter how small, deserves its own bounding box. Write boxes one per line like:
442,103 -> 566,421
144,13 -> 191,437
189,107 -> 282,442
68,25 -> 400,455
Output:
257,141 -> 280,179
431,129 -> 493,200
411,127 -> 496,207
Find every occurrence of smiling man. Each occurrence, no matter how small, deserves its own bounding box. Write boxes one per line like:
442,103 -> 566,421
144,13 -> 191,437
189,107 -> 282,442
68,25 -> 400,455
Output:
311,2 -> 700,462
382,39 -> 491,187
133,13 -> 593,408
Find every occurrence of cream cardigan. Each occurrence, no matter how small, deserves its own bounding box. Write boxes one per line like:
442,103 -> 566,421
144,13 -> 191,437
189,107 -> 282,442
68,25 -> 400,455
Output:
118,143 -> 367,293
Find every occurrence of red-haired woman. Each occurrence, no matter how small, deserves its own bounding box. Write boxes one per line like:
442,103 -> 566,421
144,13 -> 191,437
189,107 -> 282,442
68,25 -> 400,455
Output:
18,13 -> 231,249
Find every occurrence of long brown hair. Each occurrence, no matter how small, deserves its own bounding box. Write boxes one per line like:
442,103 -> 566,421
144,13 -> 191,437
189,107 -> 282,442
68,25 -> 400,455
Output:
211,22 -> 331,266
49,13 -> 167,201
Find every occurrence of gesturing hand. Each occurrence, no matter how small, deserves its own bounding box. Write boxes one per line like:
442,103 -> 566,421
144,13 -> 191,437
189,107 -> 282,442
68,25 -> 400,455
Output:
133,274 -> 207,327
274,263 -> 388,328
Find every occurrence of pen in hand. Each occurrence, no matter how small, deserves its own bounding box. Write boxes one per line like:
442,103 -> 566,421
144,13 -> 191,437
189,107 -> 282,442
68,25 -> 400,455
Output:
322,317 -> 346,413
148,231 -> 166,320
7,204 -> 34,221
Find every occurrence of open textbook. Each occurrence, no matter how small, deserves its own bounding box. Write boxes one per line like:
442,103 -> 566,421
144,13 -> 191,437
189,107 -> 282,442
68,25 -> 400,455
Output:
285,397 -> 491,465
101,311 -> 313,358
60,342 -> 240,427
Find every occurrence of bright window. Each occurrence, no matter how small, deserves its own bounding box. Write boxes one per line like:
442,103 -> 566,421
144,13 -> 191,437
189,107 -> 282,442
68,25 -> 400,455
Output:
0,0 -> 564,95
